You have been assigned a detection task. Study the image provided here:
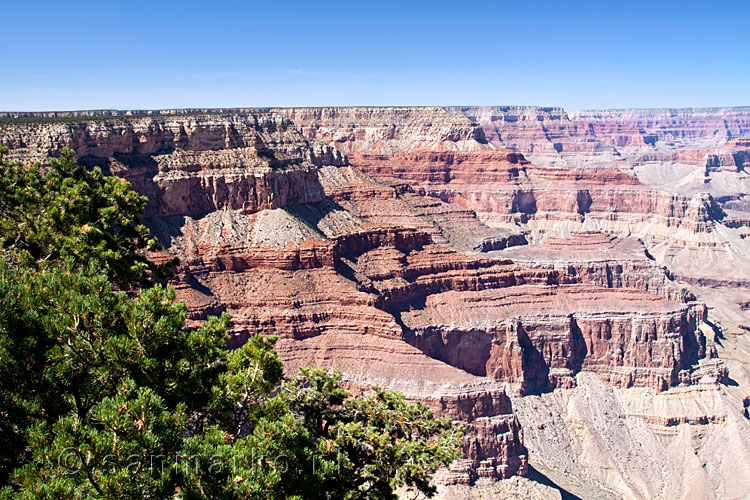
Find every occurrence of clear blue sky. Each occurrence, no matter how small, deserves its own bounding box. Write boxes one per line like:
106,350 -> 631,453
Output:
2,0 -> 748,111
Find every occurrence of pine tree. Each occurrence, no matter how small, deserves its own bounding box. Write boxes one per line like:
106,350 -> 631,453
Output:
0,148 -> 463,499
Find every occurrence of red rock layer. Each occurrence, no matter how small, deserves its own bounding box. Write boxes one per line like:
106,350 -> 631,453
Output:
339,232 -> 724,393
348,148 -> 721,237
707,138 -> 750,173
276,333 -> 528,483
278,106 -> 488,155
0,113 -> 345,218
401,285 -> 721,393
0,108 -> 734,485
449,106 -> 750,171
499,232 -> 694,301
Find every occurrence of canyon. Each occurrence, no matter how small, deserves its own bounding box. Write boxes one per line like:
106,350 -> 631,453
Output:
1,105 -> 749,499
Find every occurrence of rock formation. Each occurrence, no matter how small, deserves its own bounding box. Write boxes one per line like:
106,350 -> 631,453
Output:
2,105 -> 748,499
448,106 -> 750,172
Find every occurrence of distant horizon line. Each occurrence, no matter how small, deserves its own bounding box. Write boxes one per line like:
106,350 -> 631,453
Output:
2,104 -> 750,117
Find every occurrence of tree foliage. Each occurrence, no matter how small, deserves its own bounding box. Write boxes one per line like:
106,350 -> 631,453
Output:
0,146 -> 175,287
0,149 -> 463,499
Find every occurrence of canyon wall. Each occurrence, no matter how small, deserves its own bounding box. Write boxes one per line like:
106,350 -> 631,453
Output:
283,106 -> 749,328
448,106 -> 750,171
1,106 -> 747,498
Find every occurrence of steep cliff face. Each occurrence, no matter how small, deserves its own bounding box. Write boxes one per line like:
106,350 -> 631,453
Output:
511,372 -> 750,500
281,106 -> 729,242
279,106 -> 489,155
402,286 -> 720,393
344,141 -> 724,246
1,107 -> 745,498
0,113 -> 345,218
706,138 -> 750,173
450,106 -> 750,172
270,106 -> 747,499
294,108 -> 749,337
276,333 -> 529,483
342,233 -> 722,393
497,232 -> 694,301
0,112 -> 346,166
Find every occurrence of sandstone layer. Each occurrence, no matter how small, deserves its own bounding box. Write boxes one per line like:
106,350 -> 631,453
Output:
284,106 -> 749,333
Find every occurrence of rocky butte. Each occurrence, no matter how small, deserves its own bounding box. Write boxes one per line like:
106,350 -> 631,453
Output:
2,105 -> 749,499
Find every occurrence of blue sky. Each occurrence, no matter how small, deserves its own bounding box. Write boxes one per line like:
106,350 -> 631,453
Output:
1,0 -> 748,111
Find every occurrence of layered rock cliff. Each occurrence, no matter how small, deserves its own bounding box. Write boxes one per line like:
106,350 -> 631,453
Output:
449,106 -> 750,172
1,106 -> 746,499
0,113 -> 346,218
283,106 -> 749,331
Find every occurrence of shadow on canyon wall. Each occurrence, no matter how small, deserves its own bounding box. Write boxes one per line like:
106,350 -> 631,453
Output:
526,465 -> 583,500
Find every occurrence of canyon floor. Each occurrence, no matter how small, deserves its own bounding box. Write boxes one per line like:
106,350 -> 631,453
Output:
2,105 -> 749,499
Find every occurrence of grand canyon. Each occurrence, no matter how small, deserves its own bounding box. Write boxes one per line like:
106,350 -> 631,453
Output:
2,105 -> 749,499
